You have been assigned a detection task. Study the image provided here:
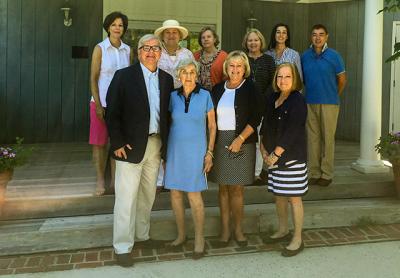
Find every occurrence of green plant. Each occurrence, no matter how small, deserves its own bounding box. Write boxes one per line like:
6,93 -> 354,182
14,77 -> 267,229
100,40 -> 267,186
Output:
352,216 -> 378,227
0,138 -> 32,172
375,131 -> 400,164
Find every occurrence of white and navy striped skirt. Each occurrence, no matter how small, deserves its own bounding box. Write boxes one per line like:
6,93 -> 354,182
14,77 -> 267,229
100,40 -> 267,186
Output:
267,161 -> 308,196
209,130 -> 255,185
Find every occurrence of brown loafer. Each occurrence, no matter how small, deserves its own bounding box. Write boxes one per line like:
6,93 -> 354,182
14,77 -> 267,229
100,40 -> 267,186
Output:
317,178 -> 332,187
308,178 -> 320,185
281,241 -> 304,257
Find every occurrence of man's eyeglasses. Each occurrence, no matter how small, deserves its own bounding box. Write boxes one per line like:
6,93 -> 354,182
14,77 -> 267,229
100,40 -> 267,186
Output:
139,45 -> 162,52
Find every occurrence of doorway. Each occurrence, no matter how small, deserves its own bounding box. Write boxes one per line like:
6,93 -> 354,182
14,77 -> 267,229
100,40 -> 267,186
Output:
390,21 -> 400,132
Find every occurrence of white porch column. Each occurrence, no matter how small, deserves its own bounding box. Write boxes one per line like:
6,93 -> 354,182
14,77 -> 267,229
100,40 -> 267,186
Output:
352,0 -> 389,173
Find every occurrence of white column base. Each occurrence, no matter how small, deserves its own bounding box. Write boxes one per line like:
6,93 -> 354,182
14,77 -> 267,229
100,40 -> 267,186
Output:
351,158 -> 390,174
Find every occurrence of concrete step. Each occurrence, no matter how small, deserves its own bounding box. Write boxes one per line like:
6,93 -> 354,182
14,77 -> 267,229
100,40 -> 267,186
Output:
1,197 -> 399,256
0,171 -> 395,220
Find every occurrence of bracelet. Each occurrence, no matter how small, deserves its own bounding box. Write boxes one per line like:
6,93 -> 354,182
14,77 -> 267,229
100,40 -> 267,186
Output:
207,150 -> 214,159
238,134 -> 245,142
272,151 -> 281,158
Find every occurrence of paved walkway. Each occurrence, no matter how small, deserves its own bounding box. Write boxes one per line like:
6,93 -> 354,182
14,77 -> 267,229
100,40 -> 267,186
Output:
1,223 -> 400,276
5,241 -> 400,278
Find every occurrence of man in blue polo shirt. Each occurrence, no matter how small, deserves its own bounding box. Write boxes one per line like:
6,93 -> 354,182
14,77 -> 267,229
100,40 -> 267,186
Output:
302,24 -> 347,187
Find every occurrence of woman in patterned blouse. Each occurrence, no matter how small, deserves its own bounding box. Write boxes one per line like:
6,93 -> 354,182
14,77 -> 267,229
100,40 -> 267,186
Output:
194,27 -> 227,92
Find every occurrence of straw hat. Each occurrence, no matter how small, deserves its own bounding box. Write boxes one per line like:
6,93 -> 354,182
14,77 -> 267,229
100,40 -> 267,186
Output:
154,19 -> 189,39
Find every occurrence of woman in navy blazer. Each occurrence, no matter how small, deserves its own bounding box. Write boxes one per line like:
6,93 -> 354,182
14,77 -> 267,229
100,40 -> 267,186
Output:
260,63 -> 308,257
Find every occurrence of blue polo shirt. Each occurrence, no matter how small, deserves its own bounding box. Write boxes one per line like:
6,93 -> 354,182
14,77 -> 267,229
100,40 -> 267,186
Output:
301,46 -> 345,105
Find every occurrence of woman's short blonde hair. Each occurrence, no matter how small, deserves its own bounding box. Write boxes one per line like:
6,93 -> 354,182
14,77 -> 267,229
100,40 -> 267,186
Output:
223,50 -> 251,79
175,58 -> 199,78
242,29 -> 267,52
272,63 -> 303,92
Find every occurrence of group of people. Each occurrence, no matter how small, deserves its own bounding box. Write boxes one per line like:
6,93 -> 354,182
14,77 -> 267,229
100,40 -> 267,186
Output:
88,12 -> 346,267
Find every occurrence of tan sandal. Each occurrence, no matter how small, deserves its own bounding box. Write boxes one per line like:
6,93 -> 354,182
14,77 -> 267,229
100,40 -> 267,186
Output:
95,187 -> 106,196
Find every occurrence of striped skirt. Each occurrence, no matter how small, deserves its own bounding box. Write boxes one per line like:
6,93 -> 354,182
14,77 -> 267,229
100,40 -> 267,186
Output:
267,160 -> 308,196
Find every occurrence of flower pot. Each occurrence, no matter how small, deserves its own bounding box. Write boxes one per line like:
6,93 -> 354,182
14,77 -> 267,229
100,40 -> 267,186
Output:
391,161 -> 400,199
0,169 -> 13,204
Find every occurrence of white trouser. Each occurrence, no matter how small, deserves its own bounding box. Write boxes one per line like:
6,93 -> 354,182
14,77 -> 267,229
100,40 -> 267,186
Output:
255,124 -> 263,176
113,136 -> 161,254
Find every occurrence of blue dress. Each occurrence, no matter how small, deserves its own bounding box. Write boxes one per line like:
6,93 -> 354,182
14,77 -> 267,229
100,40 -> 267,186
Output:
165,85 -> 214,192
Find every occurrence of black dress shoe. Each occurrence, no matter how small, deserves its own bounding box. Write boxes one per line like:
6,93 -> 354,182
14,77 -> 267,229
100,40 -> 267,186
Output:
116,253 -> 134,267
263,232 -> 292,244
281,241 -> 304,257
317,178 -> 332,187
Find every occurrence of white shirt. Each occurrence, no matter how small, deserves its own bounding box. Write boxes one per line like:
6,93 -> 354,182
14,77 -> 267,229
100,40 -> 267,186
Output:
140,63 -> 160,134
158,47 -> 194,89
217,80 -> 245,130
91,37 -> 130,107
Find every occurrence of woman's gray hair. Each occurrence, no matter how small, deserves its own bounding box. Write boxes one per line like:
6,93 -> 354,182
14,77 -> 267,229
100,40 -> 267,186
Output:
175,58 -> 200,78
137,34 -> 161,50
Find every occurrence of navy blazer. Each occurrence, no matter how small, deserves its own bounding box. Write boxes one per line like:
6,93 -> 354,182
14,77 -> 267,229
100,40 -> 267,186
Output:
260,91 -> 307,166
212,79 -> 263,144
105,62 -> 174,163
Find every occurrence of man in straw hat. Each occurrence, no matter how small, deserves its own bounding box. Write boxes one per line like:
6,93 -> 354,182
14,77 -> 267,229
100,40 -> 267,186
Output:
154,19 -> 194,192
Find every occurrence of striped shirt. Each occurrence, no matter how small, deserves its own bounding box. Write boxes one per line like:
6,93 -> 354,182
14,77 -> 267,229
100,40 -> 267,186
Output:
247,54 -> 276,98
266,47 -> 303,80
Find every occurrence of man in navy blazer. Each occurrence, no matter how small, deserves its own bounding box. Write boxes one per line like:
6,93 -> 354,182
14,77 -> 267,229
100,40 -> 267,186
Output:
106,34 -> 174,267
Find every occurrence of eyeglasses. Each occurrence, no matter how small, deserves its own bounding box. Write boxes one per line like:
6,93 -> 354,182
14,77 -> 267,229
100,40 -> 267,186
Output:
139,45 -> 162,52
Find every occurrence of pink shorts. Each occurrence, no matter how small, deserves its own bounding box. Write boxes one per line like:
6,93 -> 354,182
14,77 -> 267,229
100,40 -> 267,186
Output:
89,102 -> 109,146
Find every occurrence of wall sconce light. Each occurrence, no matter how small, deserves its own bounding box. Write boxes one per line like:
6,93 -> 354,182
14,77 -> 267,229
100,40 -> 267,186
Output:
247,9 -> 257,31
61,6 -> 72,27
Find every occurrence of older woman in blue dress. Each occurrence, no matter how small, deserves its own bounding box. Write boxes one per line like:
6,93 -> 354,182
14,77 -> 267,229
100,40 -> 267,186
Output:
266,23 -> 302,80
164,59 -> 216,260
260,63 -> 308,257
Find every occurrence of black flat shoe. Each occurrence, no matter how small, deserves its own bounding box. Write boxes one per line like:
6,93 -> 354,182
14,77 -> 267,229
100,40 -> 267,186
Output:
281,241 -> 304,257
263,232 -> 292,244
212,238 -> 231,248
235,238 -> 248,247
166,239 -> 187,252
192,250 -> 205,260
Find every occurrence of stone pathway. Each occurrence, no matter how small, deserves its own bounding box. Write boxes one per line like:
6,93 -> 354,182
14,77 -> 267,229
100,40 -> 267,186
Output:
1,223 -> 400,275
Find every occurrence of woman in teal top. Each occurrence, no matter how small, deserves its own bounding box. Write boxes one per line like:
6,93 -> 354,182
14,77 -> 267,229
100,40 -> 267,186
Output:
164,58 -> 216,259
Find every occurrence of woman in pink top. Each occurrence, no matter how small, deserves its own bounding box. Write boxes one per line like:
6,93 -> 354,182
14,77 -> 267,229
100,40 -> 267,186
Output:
194,27 -> 227,92
89,12 -> 130,196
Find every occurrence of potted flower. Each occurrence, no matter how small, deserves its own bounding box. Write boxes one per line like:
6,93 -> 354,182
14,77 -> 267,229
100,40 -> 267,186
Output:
375,131 -> 400,198
0,138 -> 32,204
